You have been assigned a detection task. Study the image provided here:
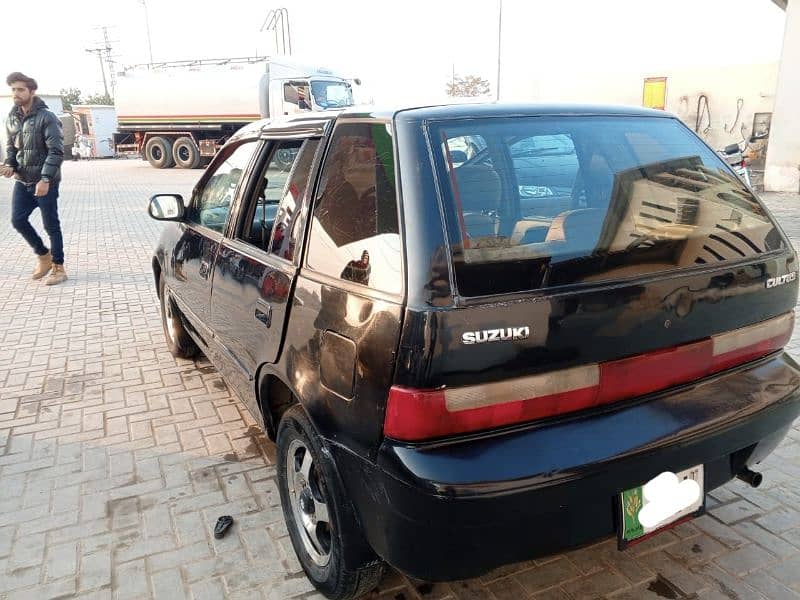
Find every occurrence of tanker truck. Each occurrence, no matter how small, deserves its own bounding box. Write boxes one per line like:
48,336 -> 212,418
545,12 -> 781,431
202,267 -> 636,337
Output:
113,56 -> 357,168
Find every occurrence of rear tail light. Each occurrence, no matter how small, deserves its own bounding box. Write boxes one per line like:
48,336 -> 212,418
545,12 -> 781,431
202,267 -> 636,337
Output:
384,312 -> 794,441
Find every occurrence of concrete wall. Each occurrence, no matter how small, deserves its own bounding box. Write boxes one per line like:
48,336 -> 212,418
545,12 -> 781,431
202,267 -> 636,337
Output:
0,94 -> 65,116
765,0 -> 800,192
503,63 -> 778,152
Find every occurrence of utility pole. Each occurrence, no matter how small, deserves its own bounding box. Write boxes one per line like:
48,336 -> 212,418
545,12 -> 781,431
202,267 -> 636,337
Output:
86,26 -> 118,99
85,48 -> 109,98
102,27 -> 117,96
496,0 -> 503,101
138,0 -> 154,64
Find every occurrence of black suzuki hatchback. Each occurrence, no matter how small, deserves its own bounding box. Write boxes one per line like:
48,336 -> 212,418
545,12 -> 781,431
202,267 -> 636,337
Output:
149,104 -> 800,599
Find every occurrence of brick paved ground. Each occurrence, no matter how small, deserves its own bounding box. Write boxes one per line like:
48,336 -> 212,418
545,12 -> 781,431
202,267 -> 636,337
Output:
1,160 -> 800,599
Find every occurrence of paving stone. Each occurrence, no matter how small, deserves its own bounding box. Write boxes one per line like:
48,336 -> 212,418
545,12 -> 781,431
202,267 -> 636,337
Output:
7,578 -> 77,600
713,543 -> 779,575
146,540 -> 211,573
8,532 -> 46,571
640,551 -> 708,596
80,547 -> 112,591
709,499 -> 764,524
150,568 -> 187,599
734,521 -> 800,559
114,559 -> 149,600
665,533 -> 729,567
743,570 -> 800,600
757,506 -> 800,535
45,541 -> 78,581
485,576 -> 529,600
768,554 -> 800,590
561,567 -> 630,597
513,558 -> 582,594
691,562 -> 765,600
692,515 -> 750,549
1,168 -> 800,600
189,576 -> 227,600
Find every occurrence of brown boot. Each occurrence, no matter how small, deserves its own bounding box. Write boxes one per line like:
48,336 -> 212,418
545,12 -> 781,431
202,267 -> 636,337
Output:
45,264 -> 67,286
32,252 -> 53,280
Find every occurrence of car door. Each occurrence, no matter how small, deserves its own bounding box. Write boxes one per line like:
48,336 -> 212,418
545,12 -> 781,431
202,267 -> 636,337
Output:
208,135 -> 321,406
169,139 -> 260,339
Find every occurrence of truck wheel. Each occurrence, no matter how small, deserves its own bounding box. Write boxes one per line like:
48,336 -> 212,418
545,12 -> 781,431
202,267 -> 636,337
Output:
145,136 -> 175,169
277,405 -> 384,599
173,137 -> 201,169
159,278 -> 198,359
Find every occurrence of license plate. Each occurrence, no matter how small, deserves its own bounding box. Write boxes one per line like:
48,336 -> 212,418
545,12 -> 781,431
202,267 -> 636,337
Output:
618,465 -> 704,549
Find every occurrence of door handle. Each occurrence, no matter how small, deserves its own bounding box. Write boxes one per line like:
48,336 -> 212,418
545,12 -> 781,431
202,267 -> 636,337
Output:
255,305 -> 272,328
199,260 -> 211,279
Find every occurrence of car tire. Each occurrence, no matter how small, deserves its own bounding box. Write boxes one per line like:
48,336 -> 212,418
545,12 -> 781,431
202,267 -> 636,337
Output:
159,277 -> 198,359
277,405 -> 384,599
145,136 -> 175,169
173,137 -> 201,169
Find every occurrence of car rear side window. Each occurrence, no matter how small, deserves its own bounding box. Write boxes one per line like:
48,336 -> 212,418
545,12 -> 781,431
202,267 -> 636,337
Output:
431,116 -> 784,296
306,122 -> 402,295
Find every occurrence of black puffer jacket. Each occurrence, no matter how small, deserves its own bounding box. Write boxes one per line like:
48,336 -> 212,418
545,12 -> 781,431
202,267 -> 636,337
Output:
4,96 -> 63,184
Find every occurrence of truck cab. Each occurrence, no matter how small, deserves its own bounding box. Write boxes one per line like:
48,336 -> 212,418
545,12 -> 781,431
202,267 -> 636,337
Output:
114,56 -> 357,169
268,77 -> 355,116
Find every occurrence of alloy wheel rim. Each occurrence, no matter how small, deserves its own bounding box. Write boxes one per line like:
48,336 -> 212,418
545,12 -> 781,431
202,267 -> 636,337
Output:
164,298 -> 177,343
286,438 -> 332,567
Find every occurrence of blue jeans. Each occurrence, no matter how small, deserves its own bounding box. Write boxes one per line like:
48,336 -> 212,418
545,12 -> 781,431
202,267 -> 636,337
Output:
11,180 -> 64,265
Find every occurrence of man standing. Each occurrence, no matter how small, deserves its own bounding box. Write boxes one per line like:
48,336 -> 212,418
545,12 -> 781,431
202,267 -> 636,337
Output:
1,72 -> 66,285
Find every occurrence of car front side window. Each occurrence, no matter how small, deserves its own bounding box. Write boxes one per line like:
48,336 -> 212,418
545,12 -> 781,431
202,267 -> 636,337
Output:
188,141 -> 258,234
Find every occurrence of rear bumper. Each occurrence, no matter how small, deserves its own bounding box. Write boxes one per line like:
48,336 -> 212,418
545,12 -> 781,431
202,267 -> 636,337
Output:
330,353 -> 800,581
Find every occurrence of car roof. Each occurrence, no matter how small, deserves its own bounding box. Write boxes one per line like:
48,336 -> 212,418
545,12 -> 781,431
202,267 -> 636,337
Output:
388,102 -> 674,122
231,103 -> 674,142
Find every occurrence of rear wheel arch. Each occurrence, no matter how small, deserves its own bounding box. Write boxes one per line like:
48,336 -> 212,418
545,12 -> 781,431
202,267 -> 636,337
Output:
257,370 -> 299,440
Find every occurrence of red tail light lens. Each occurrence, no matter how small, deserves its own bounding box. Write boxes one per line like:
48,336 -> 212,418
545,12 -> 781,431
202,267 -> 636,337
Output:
384,313 -> 794,441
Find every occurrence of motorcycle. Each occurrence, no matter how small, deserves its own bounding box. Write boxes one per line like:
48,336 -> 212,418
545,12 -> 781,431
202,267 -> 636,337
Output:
719,141 -> 751,187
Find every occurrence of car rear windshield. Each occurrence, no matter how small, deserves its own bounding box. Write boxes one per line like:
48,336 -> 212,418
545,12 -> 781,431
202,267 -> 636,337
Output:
430,116 -> 784,297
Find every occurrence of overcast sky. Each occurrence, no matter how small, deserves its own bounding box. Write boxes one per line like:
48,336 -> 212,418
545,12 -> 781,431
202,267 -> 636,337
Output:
0,0 -> 787,105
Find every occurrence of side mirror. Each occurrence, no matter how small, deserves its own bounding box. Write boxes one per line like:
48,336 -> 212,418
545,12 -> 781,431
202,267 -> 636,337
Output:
354,78 -> 362,86
148,194 -> 185,221
723,143 -> 740,155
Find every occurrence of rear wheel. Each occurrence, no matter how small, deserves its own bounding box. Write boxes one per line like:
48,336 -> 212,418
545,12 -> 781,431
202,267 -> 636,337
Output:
159,277 -> 198,358
173,136 -> 201,169
277,405 -> 384,599
145,136 -> 175,169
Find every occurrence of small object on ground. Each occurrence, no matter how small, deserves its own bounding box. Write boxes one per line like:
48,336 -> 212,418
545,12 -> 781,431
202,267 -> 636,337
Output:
214,515 -> 234,539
